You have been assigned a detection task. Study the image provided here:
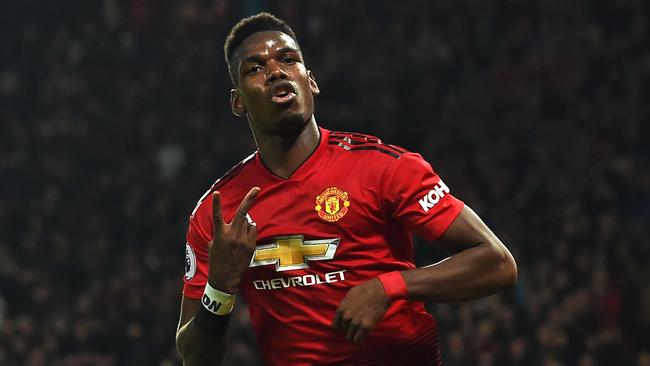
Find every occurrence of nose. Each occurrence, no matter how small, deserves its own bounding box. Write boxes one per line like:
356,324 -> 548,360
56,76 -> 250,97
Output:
265,60 -> 288,84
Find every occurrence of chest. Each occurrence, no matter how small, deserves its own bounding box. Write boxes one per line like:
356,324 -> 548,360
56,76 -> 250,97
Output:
248,171 -> 383,242
224,166 -> 391,274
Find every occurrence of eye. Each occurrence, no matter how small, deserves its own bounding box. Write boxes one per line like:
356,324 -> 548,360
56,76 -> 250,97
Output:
282,56 -> 297,64
247,65 -> 262,74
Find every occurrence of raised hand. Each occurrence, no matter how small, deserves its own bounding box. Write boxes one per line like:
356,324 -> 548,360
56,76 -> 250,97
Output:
332,278 -> 390,343
207,187 -> 261,294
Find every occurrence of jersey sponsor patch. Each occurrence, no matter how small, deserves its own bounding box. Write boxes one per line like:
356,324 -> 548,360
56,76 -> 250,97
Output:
250,235 -> 340,271
253,270 -> 347,290
418,180 -> 450,212
185,243 -> 197,280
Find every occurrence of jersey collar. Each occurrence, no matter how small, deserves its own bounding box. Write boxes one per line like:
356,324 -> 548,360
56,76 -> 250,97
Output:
255,126 -> 330,182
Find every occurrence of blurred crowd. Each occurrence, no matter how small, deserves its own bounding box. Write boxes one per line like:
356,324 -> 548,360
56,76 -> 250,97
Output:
1,0 -> 648,365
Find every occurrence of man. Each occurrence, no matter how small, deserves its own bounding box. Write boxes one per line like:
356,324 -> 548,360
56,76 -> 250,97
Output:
176,12 -> 517,366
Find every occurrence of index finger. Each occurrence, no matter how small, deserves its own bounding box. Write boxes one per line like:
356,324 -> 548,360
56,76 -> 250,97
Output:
212,191 -> 224,236
232,187 -> 261,226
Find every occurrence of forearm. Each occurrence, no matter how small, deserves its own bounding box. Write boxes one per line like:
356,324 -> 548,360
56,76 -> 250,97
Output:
176,316 -> 228,366
401,241 -> 517,303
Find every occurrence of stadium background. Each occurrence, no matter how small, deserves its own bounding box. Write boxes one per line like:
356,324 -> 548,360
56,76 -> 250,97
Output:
1,0 -> 648,365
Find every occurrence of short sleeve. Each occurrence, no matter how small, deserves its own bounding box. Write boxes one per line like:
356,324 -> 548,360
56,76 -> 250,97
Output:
383,152 -> 464,242
182,193 -> 213,299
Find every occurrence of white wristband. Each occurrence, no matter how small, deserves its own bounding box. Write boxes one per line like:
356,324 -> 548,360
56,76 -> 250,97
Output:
201,283 -> 236,316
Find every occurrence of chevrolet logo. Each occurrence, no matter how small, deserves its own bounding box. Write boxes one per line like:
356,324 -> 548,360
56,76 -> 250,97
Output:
250,235 -> 340,271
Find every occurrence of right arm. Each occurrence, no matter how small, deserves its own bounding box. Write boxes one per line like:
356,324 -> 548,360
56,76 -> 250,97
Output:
175,188 -> 260,366
176,296 -> 228,364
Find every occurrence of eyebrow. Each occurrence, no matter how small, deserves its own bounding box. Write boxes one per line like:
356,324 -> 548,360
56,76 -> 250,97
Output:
240,47 -> 301,65
277,47 -> 300,55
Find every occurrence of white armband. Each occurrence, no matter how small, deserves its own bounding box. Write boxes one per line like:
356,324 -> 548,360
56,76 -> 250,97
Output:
201,283 -> 236,315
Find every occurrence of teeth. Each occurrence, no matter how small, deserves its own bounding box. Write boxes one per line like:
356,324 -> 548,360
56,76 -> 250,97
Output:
271,92 -> 296,104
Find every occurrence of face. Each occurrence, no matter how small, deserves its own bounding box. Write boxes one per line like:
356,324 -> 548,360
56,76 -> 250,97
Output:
230,31 -> 320,136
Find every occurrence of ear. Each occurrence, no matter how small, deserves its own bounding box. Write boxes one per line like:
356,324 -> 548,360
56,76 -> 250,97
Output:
308,70 -> 320,97
230,89 -> 246,117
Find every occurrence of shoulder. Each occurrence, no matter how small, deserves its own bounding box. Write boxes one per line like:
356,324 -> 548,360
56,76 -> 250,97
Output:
323,130 -> 436,193
210,152 -> 257,192
326,130 -> 410,160
190,152 -> 257,219
324,129 -> 441,177
324,129 -> 437,180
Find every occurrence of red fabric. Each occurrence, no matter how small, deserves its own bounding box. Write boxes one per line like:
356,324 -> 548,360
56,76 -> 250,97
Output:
378,271 -> 408,300
183,127 -> 463,366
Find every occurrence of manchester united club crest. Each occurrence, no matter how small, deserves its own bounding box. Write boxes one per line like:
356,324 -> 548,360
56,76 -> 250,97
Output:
315,186 -> 350,222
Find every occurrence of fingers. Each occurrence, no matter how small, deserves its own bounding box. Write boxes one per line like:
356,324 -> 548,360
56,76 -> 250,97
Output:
332,309 -> 343,330
247,222 -> 257,240
333,307 -> 363,343
352,326 -> 370,343
232,187 -> 261,227
212,187 -> 260,240
212,191 -> 223,237
341,316 -> 352,338
334,311 -> 369,344
334,294 -> 383,344
346,321 -> 359,341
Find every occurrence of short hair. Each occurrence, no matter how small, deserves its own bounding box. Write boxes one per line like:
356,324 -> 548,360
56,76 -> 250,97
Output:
224,12 -> 299,85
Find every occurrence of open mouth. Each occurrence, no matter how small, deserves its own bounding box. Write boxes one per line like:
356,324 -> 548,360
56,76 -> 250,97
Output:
270,82 -> 297,105
271,90 -> 296,104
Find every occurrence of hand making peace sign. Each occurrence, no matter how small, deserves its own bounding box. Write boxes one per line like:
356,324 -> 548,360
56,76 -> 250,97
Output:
207,187 -> 261,294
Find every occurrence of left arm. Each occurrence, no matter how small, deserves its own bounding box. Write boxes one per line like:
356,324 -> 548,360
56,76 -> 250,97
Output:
333,205 -> 517,342
402,205 -> 517,303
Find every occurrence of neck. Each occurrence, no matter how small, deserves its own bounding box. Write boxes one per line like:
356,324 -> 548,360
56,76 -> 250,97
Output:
254,117 -> 320,179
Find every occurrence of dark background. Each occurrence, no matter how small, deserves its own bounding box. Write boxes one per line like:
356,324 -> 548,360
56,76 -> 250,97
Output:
1,0 -> 649,365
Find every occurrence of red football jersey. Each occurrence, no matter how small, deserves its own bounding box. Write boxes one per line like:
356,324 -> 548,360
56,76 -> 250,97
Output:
183,127 -> 464,366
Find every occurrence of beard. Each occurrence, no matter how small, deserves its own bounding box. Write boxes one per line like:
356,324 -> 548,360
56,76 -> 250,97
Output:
247,108 -> 311,149
274,109 -> 309,137
247,93 -> 315,141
